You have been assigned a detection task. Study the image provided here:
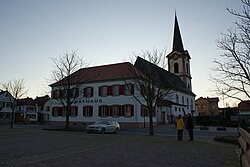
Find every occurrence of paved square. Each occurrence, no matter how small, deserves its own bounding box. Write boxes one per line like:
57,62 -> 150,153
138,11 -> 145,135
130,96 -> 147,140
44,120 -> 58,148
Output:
0,126 -> 238,167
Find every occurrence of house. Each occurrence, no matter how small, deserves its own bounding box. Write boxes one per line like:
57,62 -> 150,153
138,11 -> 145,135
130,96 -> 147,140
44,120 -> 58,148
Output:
218,107 -> 238,121
49,14 -> 196,128
237,101 -> 250,126
195,97 -> 219,116
238,101 -> 250,115
0,90 -> 14,124
15,97 -> 36,124
35,95 -> 51,124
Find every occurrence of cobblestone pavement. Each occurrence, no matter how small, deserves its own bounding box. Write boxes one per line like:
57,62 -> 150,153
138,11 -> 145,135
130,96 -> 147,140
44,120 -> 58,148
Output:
0,125 -> 239,167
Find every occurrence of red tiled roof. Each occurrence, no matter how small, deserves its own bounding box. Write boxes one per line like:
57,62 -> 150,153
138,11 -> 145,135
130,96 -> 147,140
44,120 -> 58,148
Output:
16,97 -> 35,106
51,62 -> 135,86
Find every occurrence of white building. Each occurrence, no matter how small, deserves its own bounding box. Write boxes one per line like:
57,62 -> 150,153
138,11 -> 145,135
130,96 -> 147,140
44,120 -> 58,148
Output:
49,14 -> 196,128
35,95 -> 51,124
0,90 -> 14,124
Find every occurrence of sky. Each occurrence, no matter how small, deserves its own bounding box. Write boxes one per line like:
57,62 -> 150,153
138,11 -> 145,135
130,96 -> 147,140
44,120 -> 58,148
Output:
0,0 -> 244,107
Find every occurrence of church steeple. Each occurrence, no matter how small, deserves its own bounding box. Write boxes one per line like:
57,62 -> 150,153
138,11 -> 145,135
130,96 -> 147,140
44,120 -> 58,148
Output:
172,14 -> 184,53
167,13 -> 192,91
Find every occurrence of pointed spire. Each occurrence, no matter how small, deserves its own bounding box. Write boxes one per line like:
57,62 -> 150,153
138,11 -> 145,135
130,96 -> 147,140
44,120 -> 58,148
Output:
172,13 -> 184,53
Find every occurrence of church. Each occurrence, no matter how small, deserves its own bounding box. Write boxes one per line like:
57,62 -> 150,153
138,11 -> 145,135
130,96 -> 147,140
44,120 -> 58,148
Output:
49,14 -> 196,128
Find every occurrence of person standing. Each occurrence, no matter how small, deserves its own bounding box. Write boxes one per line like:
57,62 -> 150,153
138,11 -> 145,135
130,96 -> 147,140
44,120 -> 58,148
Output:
175,114 -> 185,141
186,113 -> 194,141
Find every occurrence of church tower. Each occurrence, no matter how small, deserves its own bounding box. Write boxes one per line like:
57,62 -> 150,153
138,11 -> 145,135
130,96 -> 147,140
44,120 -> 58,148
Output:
167,14 -> 192,91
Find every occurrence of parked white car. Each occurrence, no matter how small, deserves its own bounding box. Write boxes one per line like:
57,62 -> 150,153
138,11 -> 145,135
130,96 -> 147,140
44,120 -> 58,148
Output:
86,120 -> 120,134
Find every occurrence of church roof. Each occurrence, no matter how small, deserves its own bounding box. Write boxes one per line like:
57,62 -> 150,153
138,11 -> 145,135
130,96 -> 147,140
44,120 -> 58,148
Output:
134,57 -> 195,96
172,14 -> 184,53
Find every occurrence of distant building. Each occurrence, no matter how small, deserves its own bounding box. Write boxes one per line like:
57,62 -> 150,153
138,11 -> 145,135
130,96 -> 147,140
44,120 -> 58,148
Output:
0,90 -> 14,124
238,100 -> 250,115
218,107 -> 238,120
195,97 -> 219,116
16,97 -> 36,123
35,95 -> 51,124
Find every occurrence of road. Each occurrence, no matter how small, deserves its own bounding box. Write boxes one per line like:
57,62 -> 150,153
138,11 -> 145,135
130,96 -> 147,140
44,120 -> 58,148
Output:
121,124 -> 238,141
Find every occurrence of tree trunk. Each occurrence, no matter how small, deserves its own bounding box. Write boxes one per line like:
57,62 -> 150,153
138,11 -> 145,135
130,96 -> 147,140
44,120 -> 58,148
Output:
65,105 -> 70,129
10,108 -> 14,129
65,111 -> 69,129
149,107 -> 154,136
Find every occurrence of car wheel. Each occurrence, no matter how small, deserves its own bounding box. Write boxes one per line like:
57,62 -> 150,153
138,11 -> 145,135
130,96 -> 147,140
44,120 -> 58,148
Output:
101,128 -> 106,134
115,128 -> 119,134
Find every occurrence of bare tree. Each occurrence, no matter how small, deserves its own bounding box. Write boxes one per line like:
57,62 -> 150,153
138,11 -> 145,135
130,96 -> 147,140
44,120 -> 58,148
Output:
1,79 -> 27,128
129,49 -> 176,136
211,0 -> 250,102
50,50 -> 86,129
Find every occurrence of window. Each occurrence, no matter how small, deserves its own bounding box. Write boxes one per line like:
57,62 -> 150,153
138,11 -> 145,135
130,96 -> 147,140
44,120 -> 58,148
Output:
0,101 -> 5,108
186,63 -> 189,74
125,84 -> 134,96
174,63 -> 179,73
84,87 -> 93,98
2,113 -> 6,119
113,85 -> 119,96
62,108 -> 66,117
83,106 -> 93,117
99,106 -> 108,117
70,106 -> 78,117
182,96 -> 184,105
176,95 -> 179,104
191,99 -> 193,110
112,105 -> 120,117
46,106 -> 50,111
70,88 -> 79,98
187,98 -> 189,109
119,85 -> 125,95
141,105 -> 149,117
52,107 -> 59,117
124,105 -> 133,117
99,86 -> 108,97
52,90 -> 62,99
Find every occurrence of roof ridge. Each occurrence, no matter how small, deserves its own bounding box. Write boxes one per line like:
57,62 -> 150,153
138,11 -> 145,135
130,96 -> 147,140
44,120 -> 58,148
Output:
80,61 -> 132,70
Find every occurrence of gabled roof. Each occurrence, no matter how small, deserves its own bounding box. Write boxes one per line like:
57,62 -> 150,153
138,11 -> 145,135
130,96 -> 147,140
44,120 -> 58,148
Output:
0,90 -> 14,100
195,97 -> 219,103
35,95 -> 50,106
16,97 -> 35,106
50,62 -> 135,87
134,57 -> 195,96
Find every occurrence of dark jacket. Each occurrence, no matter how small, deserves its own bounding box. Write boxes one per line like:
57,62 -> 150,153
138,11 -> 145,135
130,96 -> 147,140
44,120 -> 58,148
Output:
186,116 -> 194,130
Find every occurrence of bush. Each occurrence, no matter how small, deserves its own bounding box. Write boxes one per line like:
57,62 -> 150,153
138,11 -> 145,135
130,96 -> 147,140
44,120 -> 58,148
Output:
214,136 -> 238,145
216,127 -> 226,131
196,116 -> 238,127
224,121 -> 239,127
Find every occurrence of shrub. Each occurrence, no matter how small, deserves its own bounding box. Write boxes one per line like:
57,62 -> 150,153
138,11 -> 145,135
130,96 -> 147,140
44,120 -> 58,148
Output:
214,136 -> 238,145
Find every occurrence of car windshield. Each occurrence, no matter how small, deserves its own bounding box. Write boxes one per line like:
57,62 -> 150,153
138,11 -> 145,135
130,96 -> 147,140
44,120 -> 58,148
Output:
95,120 -> 109,125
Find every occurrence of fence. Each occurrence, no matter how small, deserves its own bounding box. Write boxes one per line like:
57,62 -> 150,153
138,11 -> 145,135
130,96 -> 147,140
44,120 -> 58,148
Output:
238,127 -> 250,167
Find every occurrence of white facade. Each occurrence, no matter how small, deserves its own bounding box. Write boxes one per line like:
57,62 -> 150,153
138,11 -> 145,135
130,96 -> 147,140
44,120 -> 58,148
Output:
50,79 -> 195,128
50,80 -> 158,128
0,91 -> 14,124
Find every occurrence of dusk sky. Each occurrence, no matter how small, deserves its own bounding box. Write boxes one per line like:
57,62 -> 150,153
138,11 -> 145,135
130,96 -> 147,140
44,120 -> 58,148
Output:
0,0 -> 243,107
